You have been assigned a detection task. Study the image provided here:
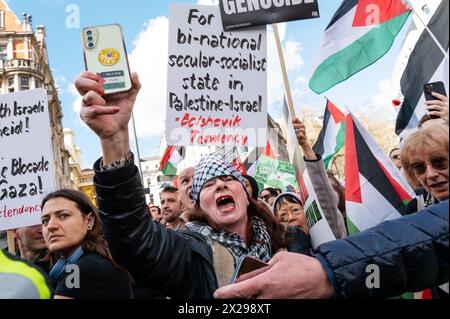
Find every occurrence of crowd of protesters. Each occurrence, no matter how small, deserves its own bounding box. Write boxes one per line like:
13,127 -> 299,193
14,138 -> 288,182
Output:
1,73 -> 448,300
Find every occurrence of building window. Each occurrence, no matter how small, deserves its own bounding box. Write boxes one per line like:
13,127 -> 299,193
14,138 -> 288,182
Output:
0,44 -> 7,61
61,157 -> 67,176
8,77 -> 14,93
20,76 -> 30,91
35,80 -> 42,88
0,11 -> 5,29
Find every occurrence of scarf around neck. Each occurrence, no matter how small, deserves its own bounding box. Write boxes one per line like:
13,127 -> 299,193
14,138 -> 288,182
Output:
186,216 -> 272,264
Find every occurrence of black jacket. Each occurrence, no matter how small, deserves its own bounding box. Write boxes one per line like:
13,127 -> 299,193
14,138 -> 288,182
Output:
94,161 -> 310,299
315,201 -> 449,298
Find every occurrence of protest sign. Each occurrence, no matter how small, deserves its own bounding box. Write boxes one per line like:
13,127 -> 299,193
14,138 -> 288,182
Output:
166,4 -> 267,148
302,170 -> 335,249
254,156 -> 297,191
0,89 -> 56,231
219,0 -> 320,30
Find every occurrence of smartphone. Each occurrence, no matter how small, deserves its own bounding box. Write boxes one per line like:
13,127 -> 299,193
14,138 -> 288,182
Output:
81,24 -> 132,95
230,256 -> 269,284
423,81 -> 447,101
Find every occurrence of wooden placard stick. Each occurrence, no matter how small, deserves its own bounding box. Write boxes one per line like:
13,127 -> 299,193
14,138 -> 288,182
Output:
7,230 -> 16,255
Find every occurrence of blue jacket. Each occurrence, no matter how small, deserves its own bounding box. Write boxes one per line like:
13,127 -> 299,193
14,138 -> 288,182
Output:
315,201 -> 449,298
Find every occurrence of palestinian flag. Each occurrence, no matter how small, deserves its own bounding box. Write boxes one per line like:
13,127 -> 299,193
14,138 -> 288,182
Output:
313,100 -> 347,169
281,98 -> 309,202
159,146 -> 185,176
245,141 -> 277,176
309,0 -> 410,94
221,145 -> 248,175
396,0 -> 449,137
345,113 -> 415,235
262,141 -> 277,159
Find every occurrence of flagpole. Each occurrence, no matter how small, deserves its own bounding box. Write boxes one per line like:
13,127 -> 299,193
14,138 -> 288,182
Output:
273,24 -> 297,118
404,0 -> 449,60
131,111 -> 145,186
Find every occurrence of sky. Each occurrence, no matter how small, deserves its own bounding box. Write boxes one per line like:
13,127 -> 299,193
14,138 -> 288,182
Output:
5,0 -> 409,169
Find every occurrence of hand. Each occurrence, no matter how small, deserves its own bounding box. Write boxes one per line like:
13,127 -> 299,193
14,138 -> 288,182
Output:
425,92 -> 449,120
292,118 -> 317,161
75,72 -> 141,164
214,252 -> 334,299
292,117 -> 309,147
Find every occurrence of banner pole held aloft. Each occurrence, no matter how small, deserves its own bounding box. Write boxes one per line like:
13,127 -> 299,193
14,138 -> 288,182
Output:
273,23 -> 297,118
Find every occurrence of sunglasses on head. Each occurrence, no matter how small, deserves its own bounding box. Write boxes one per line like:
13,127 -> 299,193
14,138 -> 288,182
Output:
410,157 -> 449,176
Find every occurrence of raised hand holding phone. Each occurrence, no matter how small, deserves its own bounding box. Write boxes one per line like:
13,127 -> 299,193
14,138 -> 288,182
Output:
81,24 -> 132,96
423,81 -> 449,120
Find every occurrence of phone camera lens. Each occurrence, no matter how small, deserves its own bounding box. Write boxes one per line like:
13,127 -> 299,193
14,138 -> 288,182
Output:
87,36 -> 93,41
86,30 -> 92,35
88,43 -> 94,48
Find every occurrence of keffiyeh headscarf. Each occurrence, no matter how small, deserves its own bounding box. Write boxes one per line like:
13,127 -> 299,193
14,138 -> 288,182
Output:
186,216 -> 272,263
191,153 -> 246,204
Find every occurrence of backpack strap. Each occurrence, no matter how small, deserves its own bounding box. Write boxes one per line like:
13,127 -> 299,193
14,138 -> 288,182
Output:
211,241 -> 235,288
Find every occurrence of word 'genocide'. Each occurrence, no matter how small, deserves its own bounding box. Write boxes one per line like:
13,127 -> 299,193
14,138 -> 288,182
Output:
223,0 -> 315,15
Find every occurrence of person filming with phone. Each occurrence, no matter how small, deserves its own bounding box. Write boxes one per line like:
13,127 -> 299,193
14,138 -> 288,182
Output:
421,82 -> 449,127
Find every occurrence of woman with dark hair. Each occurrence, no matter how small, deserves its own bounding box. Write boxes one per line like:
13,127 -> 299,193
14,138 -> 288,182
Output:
260,187 -> 282,207
74,71 -> 313,298
242,174 -> 260,200
272,192 -> 313,256
41,189 -> 132,299
273,193 -> 308,232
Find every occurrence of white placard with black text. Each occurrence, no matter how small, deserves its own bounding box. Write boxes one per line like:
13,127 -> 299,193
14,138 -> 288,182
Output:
166,4 -> 268,148
0,89 -> 56,231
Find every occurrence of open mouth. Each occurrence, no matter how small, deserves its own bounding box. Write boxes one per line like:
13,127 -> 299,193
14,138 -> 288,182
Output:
216,195 -> 236,214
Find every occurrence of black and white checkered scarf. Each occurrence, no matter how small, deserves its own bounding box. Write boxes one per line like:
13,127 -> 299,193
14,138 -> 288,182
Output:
185,216 -> 272,264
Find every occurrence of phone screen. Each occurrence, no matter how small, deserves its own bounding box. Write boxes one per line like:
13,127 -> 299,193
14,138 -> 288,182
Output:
230,256 -> 269,284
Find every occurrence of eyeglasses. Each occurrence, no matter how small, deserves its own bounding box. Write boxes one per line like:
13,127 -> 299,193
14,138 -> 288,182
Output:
410,157 -> 449,176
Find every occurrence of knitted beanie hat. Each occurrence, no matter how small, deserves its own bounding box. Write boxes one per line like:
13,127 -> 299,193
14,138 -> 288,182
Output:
191,153 -> 246,204
272,192 -> 303,215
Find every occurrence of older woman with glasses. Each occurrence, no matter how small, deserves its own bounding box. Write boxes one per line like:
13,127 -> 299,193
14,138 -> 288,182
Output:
401,124 -> 449,206
400,123 -> 449,299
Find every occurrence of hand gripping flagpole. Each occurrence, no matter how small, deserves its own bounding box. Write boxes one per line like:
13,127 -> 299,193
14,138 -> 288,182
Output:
403,0 -> 449,61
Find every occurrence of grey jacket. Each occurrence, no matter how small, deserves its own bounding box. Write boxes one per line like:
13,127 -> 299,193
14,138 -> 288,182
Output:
305,156 -> 347,239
